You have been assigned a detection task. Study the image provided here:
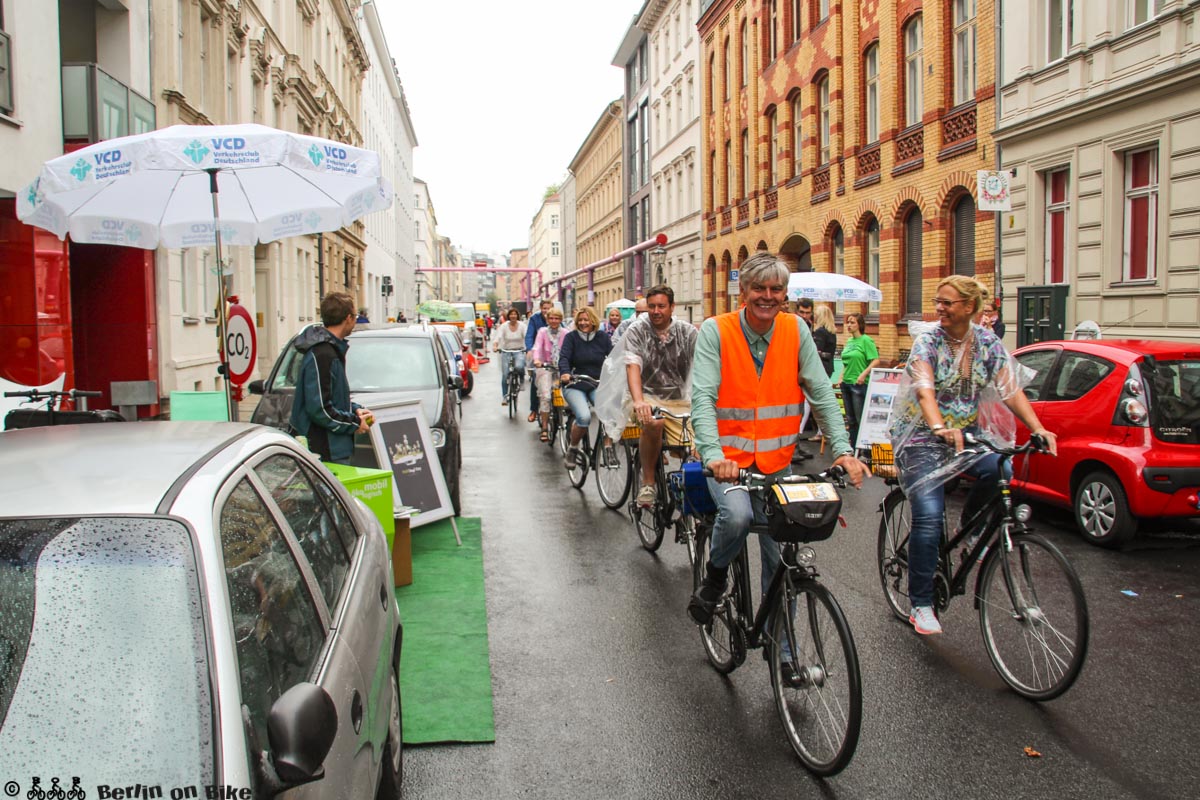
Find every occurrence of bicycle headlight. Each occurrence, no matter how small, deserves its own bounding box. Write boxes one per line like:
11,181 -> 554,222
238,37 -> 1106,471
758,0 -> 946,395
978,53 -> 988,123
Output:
1014,504 -> 1033,523
796,546 -> 816,566
430,427 -> 446,448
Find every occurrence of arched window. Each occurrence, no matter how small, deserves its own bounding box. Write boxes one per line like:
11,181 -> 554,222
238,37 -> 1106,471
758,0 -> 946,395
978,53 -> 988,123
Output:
741,21 -> 749,86
817,75 -> 831,164
768,108 -> 778,185
741,128 -> 750,196
724,139 -> 732,204
723,37 -> 731,100
952,194 -> 976,276
793,0 -> 803,41
768,1 -> 778,61
864,44 -> 879,143
865,218 -> 881,313
904,16 -> 924,127
791,93 -> 803,178
831,225 -> 845,313
904,209 -> 924,316
708,55 -> 715,110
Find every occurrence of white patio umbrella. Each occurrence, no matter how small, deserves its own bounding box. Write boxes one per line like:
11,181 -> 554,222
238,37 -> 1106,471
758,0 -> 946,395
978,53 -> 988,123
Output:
605,297 -> 637,309
16,123 -> 393,420
787,271 -> 883,303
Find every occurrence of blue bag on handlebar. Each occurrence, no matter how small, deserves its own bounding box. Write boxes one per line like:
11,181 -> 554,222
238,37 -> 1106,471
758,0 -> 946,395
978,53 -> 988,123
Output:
674,460 -> 718,515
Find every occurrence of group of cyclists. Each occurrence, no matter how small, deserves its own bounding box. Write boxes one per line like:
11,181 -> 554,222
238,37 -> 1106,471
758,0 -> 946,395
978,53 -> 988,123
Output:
491,251 -> 1059,645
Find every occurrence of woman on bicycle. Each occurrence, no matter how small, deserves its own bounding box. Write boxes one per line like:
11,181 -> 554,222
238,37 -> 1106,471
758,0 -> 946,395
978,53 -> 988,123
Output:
558,306 -> 612,467
530,308 -> 567,442
602,307 -> 624,336
492,308 -> 527,405
889,276 -> 1057,636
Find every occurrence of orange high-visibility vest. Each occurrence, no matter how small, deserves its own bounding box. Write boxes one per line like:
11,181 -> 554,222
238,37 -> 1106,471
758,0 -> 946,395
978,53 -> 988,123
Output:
715,312 -> 805,472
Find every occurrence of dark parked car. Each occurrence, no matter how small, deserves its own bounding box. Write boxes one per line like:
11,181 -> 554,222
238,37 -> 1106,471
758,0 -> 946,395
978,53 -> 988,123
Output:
250,324 -> 463,514
0,423 -> 403,798
1012,338 -> 1200,546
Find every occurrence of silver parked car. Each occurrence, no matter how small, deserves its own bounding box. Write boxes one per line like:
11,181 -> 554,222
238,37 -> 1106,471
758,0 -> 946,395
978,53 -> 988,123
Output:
0,423 -> 404,799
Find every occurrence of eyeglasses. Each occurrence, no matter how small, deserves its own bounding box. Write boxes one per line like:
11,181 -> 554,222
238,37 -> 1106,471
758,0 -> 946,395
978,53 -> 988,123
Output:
932,298 -> 967,308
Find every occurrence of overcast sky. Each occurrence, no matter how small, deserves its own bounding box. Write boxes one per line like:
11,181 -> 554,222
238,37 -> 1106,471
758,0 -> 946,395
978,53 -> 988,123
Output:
373,0 -> 643,260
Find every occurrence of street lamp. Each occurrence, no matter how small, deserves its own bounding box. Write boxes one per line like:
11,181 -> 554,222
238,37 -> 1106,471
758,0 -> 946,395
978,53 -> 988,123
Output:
650,245 -> 667,288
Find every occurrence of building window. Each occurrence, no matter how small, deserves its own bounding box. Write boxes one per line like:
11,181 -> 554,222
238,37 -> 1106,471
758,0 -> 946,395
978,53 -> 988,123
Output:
708,56 -> 715,110
817,76 -> 830,165
640,101 -> 650,187
768,1 -> 778,62
709,150 -> 716,209
199,10 -> 210,111
723,37 -> 731,100
904,15 -> 923,128
724,139 -> 732,205
551,214 -> 559,228
1123,148 -> 1158,281
741,21 -> 749,86
817,0 -> 830,25
768,109 -> 778,186
793,0 -> 803,40
864,45 -> 879,143
180,250 -> 194,317
904,209 -> 923,316
551,241 -> 560,257
741,128 -> 750,197
953,0 -> 976,105
791,93 -> 803,178
952,195 -> 976,276
1129,0 -> 1163,28
865,219 -> 880,313
1045,168 -> 1070,284
664,96 -> 672,140
177,0 -> 186,91
1048,0 -> 1071,63
831,226 -> 845,313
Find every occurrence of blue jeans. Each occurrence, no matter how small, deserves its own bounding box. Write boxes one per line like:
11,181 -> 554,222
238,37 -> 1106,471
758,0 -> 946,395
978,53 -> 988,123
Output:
901,451 -> 1010,607
562,385 -> 596,430
841,381 -> 867,450
499,351 -> 525,397
705,469 -> 785,599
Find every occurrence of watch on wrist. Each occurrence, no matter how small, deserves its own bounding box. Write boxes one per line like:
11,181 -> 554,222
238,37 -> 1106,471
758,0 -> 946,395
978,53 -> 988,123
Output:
931,423 -> 946,432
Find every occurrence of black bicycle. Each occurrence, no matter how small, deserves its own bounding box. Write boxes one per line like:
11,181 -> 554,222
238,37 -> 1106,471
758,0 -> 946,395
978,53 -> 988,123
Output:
559,375 -> 600,490
692,466 -> 862,775
629,407 -> 696,553
877,433 -> 1089,700
3,388 -> 123,430
499,348 -> 525,420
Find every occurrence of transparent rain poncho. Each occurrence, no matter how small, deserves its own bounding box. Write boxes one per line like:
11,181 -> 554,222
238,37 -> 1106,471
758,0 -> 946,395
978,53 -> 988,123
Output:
888,323 -> 1033,497
594,315 -> 695,435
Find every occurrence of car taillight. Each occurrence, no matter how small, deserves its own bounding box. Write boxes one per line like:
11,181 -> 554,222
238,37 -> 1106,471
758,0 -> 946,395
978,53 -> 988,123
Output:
1112,363 -> 1150,428
1121,398 -> 1148,424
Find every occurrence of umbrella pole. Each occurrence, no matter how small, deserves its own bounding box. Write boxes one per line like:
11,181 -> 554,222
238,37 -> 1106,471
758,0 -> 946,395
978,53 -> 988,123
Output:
207,168 -> 236,423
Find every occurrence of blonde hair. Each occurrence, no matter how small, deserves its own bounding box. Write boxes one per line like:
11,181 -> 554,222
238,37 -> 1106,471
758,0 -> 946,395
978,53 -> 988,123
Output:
574,306 -> 600,329
937,275 -> 989,315
814,305 -> 836,334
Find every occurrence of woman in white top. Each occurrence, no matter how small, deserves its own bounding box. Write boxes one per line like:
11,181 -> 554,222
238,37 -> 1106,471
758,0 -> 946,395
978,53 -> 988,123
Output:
492,308 -> 527,404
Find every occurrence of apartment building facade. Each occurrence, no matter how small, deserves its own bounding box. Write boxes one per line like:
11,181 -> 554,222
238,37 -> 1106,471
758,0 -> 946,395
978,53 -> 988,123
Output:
615,22 -> 655,296
699,0 -> 998,359
995,0 -> 1200,345
529,191 -> 563,305
568,100 -> 625,311
643,0 -> 705,321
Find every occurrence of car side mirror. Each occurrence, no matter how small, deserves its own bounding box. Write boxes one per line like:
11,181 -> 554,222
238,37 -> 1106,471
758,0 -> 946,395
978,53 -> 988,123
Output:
266,682 -> 337,788
248,379 -> 265,395
449,375 -> 464,390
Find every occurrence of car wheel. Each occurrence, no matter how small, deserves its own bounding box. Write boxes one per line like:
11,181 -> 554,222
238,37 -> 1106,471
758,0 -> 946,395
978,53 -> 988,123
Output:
460,370 -> 473,397
375,659 -> 403,800
1074,470 -> 1136,547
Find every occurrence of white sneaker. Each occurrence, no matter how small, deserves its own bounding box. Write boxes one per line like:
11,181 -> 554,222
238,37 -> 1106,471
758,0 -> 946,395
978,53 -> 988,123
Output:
635,483 -> 657,508
909,606 -> 943,635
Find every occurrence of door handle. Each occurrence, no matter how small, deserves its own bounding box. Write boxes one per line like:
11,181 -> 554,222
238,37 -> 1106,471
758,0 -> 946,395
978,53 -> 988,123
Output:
351,689 -> 364,734
380,583 -> 389,609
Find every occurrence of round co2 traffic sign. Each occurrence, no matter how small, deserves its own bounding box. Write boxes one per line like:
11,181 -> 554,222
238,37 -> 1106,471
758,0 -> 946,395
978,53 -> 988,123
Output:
225,304 -> 257,386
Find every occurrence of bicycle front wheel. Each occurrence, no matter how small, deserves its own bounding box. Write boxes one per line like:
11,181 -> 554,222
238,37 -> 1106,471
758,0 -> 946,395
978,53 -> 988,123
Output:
507,373 -> 519,419
769,579 -> 862,776
692,524 -> 744,674
567,432 -> 590,488
978,531 -> 1089,701
594,434 -> 632,509
877,489 -> 912,622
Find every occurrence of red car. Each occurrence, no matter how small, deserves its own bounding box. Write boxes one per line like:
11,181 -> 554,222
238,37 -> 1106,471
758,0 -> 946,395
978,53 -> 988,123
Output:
1011,339 -> 1200,547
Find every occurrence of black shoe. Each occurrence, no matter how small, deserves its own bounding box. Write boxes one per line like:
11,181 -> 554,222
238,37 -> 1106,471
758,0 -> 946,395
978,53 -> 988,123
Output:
688,562 -> 728,625
792,448 -> 814,463
779,661 -> 806,689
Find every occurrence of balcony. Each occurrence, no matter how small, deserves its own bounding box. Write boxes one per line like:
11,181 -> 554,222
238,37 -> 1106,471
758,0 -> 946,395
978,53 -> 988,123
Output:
892,124 -> 924,176
62,63 -> 155,145
938,102 -> 977,161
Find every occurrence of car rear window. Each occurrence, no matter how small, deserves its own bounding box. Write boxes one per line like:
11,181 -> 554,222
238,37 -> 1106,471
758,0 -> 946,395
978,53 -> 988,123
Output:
347,337 -> 440,391
1144,357 -> 1200,444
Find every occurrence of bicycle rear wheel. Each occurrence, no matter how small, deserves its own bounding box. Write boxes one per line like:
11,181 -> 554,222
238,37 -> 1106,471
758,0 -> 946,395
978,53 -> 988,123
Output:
567,431 -> 590,488
769,579 -> 862,776
507,371 -> 519,419
978,531 -> 1089,700
558,414 -> 574,457
692,524 -> 745,674
877,489 -> 912,622
594,432 -> 632,509
546,407 -> 561,449
675,513 -> 699,567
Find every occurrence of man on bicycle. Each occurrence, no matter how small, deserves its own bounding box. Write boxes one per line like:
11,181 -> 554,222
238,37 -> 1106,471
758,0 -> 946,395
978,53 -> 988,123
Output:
688,254 -> 868,661
624,285 -> 699,508
889,276 -> 1056,636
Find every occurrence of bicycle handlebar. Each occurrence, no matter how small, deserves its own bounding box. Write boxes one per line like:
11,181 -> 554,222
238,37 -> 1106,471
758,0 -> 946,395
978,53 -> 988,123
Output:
702,465 -> 847,490
650,405 -> 691,422
3,388 -> 102,400
960,430 -> 1050,457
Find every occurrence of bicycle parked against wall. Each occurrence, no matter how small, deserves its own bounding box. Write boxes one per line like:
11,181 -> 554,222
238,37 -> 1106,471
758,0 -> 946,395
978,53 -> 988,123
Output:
3,388 -> 124,430
693,465 -> 861,775
876,433 -> 1089,700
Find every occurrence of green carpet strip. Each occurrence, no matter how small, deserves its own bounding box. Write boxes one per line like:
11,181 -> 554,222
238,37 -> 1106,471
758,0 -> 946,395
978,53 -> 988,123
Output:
394,517 -> 496,744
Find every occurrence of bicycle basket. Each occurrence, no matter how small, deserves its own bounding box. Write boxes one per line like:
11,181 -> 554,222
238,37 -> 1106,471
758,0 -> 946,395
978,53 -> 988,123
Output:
764,481 -> 842,543
669,460 -> 717,515
871,442 -> 898,479
620,423 -> 642,440
552,388 -> 566,408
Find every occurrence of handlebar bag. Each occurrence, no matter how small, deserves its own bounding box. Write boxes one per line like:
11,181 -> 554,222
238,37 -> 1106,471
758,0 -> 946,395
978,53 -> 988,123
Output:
765,482 -> 842,543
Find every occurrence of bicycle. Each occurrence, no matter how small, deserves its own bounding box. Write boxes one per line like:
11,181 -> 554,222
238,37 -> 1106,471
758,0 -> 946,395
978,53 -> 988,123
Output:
692,466 -> 862,775
3,388 -> 123,430
532,365 -> 565,447
628,407 -> 696,553
560,375 -> 600,490
876,433 -> 1089,700
498,348 -> 525,420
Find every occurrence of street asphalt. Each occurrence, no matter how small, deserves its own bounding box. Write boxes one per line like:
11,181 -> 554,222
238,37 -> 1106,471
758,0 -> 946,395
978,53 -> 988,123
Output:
400,356 -> 1200,800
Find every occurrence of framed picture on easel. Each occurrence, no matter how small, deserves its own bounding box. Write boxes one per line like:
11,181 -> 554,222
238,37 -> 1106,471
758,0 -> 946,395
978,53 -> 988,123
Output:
366,398 -> 454,527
